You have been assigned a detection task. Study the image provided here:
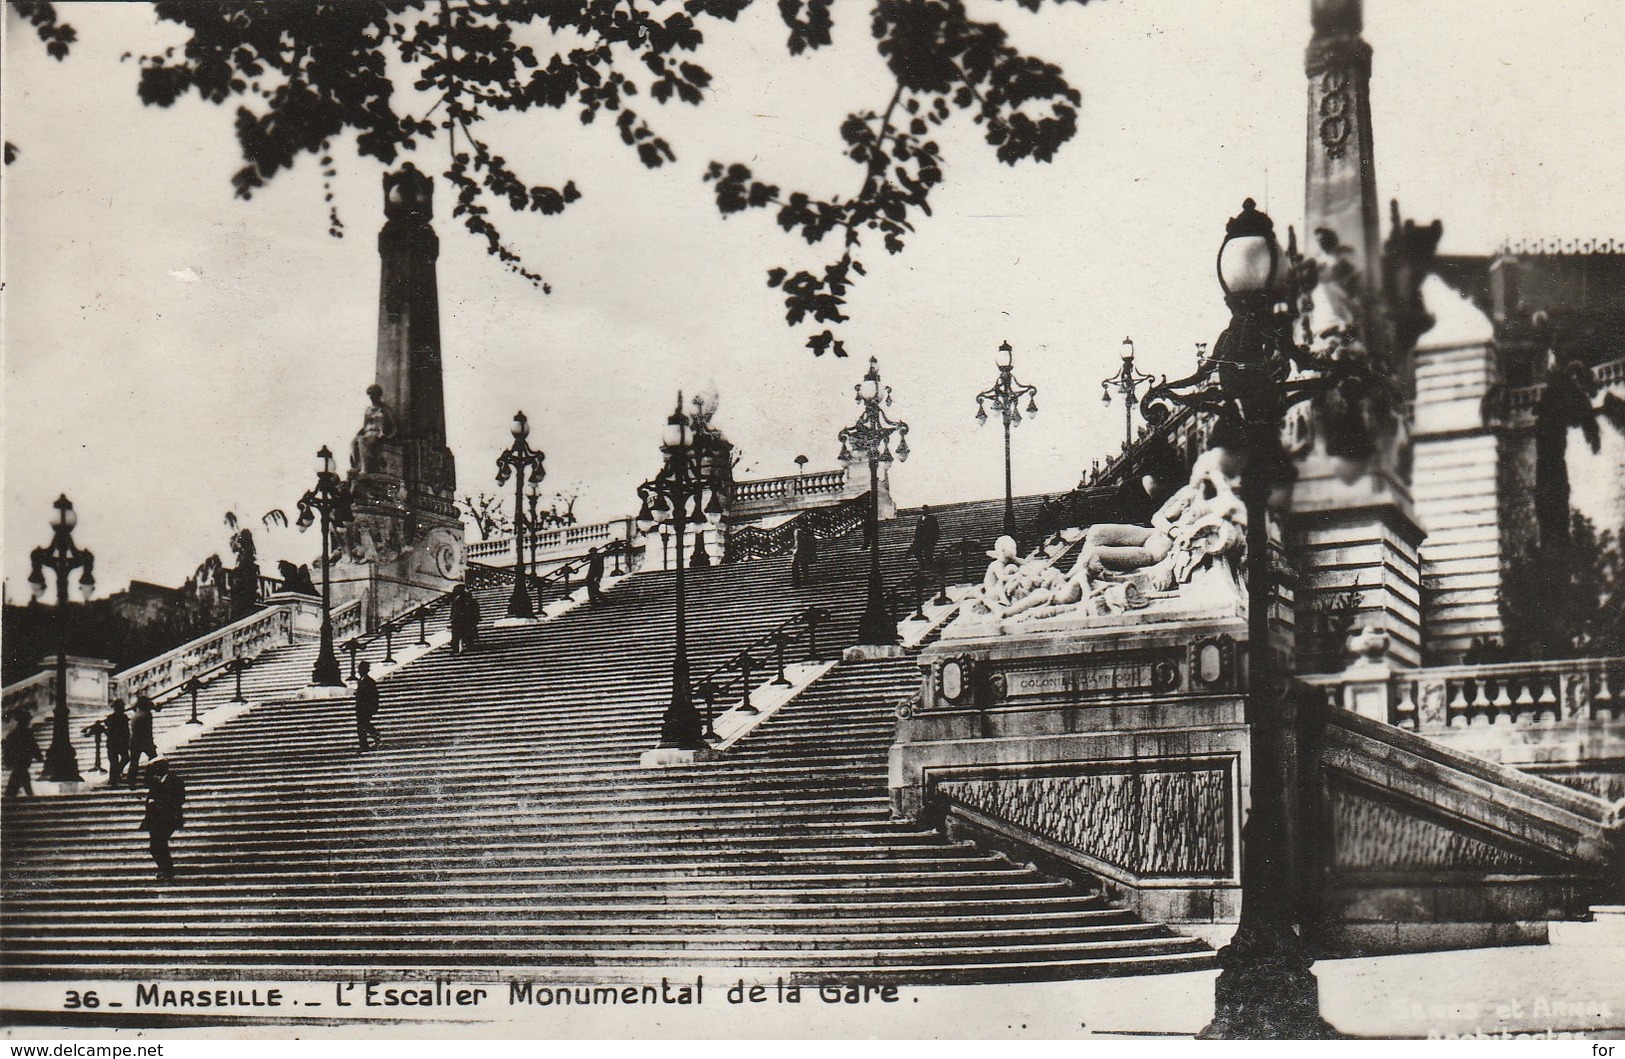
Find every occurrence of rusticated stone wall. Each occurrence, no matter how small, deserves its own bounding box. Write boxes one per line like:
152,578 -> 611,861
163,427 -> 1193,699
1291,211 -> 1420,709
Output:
937,767 -> 1231,878
1329,783 -> 1539,873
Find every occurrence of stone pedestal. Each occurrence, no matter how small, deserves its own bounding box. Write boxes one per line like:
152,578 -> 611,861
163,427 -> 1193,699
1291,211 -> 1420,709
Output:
896,581 -> 1253,932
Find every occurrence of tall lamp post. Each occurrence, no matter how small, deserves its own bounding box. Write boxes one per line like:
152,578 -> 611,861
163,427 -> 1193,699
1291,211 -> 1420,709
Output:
975,340 -> 1038,540
636,393 -> 729,750
524,479 -> 545,569
1101,337 -> 1160,451
495,411 -> 545,622
28,495 -> 95,783
1141,198 -> 1388,1039
295,446 -> 354,687
839,356 -> 909,647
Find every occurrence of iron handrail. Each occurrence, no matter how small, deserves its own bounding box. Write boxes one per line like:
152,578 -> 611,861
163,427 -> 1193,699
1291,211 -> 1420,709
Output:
339,588 -> 464,678
725,495 -> 868,563
689,604 -> 834,738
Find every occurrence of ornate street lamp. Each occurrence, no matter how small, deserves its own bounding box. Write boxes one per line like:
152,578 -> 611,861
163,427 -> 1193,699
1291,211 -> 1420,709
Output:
1142,198 -> 1390,1040
524,478 -> 545,569
295,446 -> 354,687
495,411 -> 545,621
975,340 -> 1038,540
636,393 -> 730,750
1101,337 -> 1161,451
840,357 -> 910,647
27,495 -> 95,783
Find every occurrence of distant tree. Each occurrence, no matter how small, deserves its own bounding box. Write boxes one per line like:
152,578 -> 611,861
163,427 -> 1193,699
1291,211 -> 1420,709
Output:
1502,511 -> 1624,660
459,493 -> 511,540
7,0 -> 1097,356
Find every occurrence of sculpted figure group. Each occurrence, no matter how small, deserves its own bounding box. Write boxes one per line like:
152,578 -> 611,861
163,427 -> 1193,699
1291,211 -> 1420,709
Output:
964,448 -> 1247,626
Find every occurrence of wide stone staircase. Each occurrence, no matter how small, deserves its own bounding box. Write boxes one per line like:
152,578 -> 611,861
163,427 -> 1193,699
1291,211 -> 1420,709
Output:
1,502 -> 1211,984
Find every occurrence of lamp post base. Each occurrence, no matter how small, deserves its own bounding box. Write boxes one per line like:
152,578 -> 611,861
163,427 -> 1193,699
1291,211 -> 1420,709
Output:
856,607 -> 898,648
1198,927 -> 1342,1040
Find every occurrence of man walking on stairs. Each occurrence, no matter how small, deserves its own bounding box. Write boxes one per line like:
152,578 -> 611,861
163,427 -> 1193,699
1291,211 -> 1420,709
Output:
127,697 -> 158,788
139,758 -> 186,883
791,523 -> 818,587
103,698 -> 131,785
4,708 -> 42,799
585,546 -> 605,604
355,661 -> 382,752
449,584 -> 479,656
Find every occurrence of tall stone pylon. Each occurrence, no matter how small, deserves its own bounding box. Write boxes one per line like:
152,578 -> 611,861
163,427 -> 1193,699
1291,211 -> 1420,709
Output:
1290,0 -> 1432,672
329,164 -> 467,622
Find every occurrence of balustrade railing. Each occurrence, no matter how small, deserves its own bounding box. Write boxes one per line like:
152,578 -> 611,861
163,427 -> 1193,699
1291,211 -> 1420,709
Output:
1496,354 -> 1625,423
690,605 -> 833,739
111,604 -> 300,706
732,468 -> 847,504
725,495 -> 868,563
465,517 -> 632,565
1,671 -> 55,719
1307,656 -> 1625,731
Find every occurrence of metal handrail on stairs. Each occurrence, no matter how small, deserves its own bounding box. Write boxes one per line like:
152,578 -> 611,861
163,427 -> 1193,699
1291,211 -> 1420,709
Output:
466,539 -> 635,614
725,495 -> 868,563
690,604 -> 834,738
340,590 -> 459,680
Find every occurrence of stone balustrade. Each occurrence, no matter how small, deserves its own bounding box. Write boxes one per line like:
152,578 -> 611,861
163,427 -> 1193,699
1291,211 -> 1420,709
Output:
111,605 -> 299,705
732,468 -> 846,503
1,671 -> 55,718
1496,354 -> 1625,425
1307,655 -> 1625,731
465,518 -> 631,566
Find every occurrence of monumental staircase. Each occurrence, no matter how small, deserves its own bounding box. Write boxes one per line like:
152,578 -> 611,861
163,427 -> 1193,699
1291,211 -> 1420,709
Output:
0,496 -> 1213,985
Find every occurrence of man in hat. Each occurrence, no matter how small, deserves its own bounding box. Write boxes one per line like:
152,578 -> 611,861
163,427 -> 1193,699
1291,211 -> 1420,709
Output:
584,546 -> 606,605
355,661 -> 382,752
448,584 -> 480,656
127,696 -> 159,788
97,699 -> 130,785
139,757 -> 186,883
3,708 -> 42,799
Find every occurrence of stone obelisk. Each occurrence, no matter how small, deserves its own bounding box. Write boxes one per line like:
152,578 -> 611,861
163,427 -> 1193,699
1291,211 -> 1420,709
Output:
1290,0 -> 1431,672
329,164 -> 466,622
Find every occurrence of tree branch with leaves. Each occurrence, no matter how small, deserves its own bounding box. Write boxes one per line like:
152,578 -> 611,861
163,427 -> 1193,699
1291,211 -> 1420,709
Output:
10,0 -> 1097,356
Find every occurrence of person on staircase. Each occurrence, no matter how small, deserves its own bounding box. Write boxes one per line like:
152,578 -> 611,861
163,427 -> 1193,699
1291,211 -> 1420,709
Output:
908,506 -> 940,569
127,696 -> 159,789
791,523 -> 818,587
448,584 -> 480,656
355,661 -> 382,752
95,698 -> 130,785
584,547 -> 606,604
3,708 -> 42,799
138,757 -> 186,883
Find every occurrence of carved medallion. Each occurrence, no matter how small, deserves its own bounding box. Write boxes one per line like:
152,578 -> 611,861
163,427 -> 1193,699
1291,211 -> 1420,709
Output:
1318,68 -> 1353,160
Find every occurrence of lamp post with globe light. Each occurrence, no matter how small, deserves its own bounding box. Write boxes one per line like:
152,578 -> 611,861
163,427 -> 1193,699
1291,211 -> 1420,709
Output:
975,341 -> 1038,540
1141,198 -> 1395,1040
636,394 -> 731,750
1101,337 -> 1160,452
839,357 -> 909,648
27,495 -> 96,783
294,447 -> 354,688
495,411 -> 545,621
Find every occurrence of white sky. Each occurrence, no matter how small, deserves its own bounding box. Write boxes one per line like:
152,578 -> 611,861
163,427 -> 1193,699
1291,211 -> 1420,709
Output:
4,0 -> 1623,599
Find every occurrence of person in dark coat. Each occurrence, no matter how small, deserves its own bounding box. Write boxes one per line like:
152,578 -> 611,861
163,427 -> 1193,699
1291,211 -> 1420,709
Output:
4,709 -> 42,799
907,505 -> 940,568
126,696 -> 159,789
584,547 -> 605,604
354,661 -> 382,752
791,523 -> 818,587
139,757 -> 186,883
448,584 -> 480,656
99,699 -> 130,784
